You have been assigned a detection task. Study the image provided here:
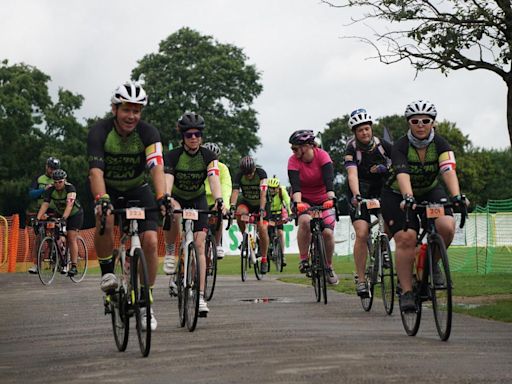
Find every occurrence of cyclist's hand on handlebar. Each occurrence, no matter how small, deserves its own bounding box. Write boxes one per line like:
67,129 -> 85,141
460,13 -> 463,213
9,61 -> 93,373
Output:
451,194 -> 469,209
400,195 -> 416,211
229,204 -> 236,217
322,198 -> 334,209
259,208 -> 267,220
351,194 -> 362,207
214,198 -> 224,212
157,193 -> 172,216
95,194 -> 112,216
295,202 -> 308,214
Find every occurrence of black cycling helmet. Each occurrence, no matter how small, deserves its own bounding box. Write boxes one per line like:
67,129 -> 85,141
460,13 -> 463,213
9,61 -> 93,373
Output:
177,112 -> 205,133
46,157 -> 61,169
239,156 -> 256,175
289,130 -> 315,145
52,169 -> 67,181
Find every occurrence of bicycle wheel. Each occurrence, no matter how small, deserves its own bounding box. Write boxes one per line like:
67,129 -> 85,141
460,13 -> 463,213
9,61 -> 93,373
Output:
70,236 -> 88,283
429,234 -> 452,341
186,242 -> 200,332
274,238 -> 284,273
240,233 -> 249,282
132,248 -> 151,357
110,250 -> 129,351
177,249 -> 186,327
379,235 -> 395,315
316,235 -> 328,305
253,239 -> 261,280
360,241 -> 374,312
37,237 -> 58,285
399,280 -> 422,337
204,236 -> 218,301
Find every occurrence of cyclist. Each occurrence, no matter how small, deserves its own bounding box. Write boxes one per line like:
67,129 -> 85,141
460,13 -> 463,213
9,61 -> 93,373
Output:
287,130 -> 338,285
36,169 -> 84,276
87,80 -> 167,331
203,142 -> 232,259
267,176 -> 292,267
27,157 -> 61,274
230,156 -> 270,274
162,112 -> 224,316
344,108 -> 392,297
381,100 -> 467,312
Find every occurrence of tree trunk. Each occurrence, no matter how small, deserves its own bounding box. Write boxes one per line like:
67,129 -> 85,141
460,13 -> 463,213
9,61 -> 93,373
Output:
508,81 -> 512,148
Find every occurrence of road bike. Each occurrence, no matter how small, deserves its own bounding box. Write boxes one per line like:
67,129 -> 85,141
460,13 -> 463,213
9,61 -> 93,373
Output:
266,214 -> 289,273
102,199 -> 160,357
399,198 -> 467,341
356,198 -> 394,314
37,218 -> 88,285
169,208 -> 222,331
238,212 -> 262,282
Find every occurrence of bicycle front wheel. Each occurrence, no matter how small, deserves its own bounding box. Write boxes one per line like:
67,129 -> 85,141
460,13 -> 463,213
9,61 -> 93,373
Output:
274,238 -> 284,273
429,234 -> 452,341
240,233 -> 249,282
37,237 -> 58,285
177,250 -> 186,327
204,236 -> 218,301
379,235 -> 395,315
186,242 -> 200,332
252,240 -> 261,280
110,250 -> 129,351
360,240 -> 374,312
399,280 -> 422,337
70,236 -> 88,283
132,248 -> 151,357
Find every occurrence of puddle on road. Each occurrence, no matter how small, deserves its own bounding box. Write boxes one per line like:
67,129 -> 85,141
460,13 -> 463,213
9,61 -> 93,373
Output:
239,297 -> 293,304
454,303 -> 482,309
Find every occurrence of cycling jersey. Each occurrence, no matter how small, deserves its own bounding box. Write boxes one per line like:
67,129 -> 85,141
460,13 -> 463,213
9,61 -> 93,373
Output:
232,167 -> 267,207
387,134 -> 455,196
269,186 -> 292,214
164,146 -> 218,201
87,117 -> 163,192
204,161 -> 232,206
42,182 -> 82,217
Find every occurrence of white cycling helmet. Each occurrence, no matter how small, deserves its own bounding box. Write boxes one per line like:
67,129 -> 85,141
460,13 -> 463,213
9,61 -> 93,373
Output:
404,100 -> 437,119
111,80 -> 148,106
348,108 -> 373,130
203,142 -> 221,156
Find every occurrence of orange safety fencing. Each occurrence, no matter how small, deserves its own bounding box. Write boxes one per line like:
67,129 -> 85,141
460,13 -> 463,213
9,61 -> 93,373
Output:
0,214 -> 169,273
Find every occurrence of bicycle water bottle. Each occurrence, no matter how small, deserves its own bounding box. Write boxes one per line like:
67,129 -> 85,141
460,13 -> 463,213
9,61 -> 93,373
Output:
415,243 -> 427,280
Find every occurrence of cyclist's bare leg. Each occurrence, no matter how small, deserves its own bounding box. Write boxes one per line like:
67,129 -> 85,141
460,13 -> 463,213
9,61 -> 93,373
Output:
352,220 -> 370,281
321,228 -> 335,266
193,231 -> 207,292
277,229 -> 285,253
435,216 -> 456,248
235,205 -> 249,234
296,214 -> 312,257
393,229 -> 417,293
94,214 -> 115,260
257,222 -> 269,259
67,230 -> 79,265
140,230 -> 159,286
163,200 -> 182,254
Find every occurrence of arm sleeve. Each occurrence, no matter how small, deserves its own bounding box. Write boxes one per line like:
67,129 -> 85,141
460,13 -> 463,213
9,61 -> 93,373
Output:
87,122 -> 106,171
232,171 -> 242,189
287,156 -> 301,193
321,162 -> 335,192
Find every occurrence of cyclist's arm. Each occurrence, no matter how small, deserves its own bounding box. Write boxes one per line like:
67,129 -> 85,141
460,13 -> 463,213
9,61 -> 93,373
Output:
438,149 -> 460,197
207,160 -> 222,201
62,191 -> 76,220
150,164 -> 166,199
230,189 -> 239,207
165,173 -> 174,195
396,173 -> 413,197
321,162 -> 335,198
346,166 -> 360,197
259,178 -> 268,210
441,169 -> 461,198
37,202 -> 49,221
281,187 -> 292,214
89,168 -> 107,200
145,142 -> 165,198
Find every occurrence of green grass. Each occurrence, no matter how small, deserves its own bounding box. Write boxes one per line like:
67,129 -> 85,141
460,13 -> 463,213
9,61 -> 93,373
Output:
453,299 -> 512,323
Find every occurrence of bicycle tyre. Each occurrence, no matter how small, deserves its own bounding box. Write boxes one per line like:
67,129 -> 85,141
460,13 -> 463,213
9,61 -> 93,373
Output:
37,237 -> 58,285
110,251 -> 129,351
70,236 -> 88,283
399,279 -> 422,337
429,234 -> 452,341
360,240 -> 374,312
274,238 -> 284,273
379,235 -> 395,315
204,236 -> 218,301
186,242 -> 200,332
253,238 -> 261,280
316,234 -> 328,305
240,233 -> 249,282
177,249 -> 186,327
132,248 -> 151,357
309,237 -> 321,302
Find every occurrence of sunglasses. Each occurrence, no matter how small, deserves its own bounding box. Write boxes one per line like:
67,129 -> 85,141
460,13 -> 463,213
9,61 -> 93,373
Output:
409,118 -> 433,125
54,180 -> 65,184
183,131 -> 203,139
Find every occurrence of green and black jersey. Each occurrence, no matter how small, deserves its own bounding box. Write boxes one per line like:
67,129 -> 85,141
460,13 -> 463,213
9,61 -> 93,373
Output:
232,168 -> 268,206
27,173 -> 54,212
387,134 -> 453,196
43,183 -> 82,217
164,146 -> 218,201
87,118 -> 162,192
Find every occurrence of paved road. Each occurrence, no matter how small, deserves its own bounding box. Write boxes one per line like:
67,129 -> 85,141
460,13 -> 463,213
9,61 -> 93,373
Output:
1,273 -> 511,384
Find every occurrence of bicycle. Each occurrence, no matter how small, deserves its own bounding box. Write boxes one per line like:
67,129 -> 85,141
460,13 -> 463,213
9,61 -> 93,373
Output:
399,198 -> 467,341
266,213 -> 289,273
298,204 -> 339,304
169,208 -> 222,331
102,199 -> 161,357
37,218 -> 88,285
355,198 -> 395,315
237,212 -> 262,282
204,213 -> 231,301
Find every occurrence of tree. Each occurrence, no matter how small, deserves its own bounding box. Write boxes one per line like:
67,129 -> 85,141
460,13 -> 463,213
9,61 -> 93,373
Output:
132,27 -> 263,170
322,0 -> 512,147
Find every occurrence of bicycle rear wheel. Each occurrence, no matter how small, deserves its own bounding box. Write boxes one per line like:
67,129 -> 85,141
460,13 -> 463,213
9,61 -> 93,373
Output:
110,251 -> 129,351
186,242 -> 200,331
399,280 -> 422,336
379,235 -> 395,315
37,237 -> 58,285
177,250 -> 186,327
204,236 -> 218,301
240,233 -> 248,282
132,248 -> 151,357
70,236 -> 88,283
429,235 -> 452,341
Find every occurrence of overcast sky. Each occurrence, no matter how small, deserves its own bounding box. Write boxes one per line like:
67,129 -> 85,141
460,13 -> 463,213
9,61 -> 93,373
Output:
1,0 -> 508,183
